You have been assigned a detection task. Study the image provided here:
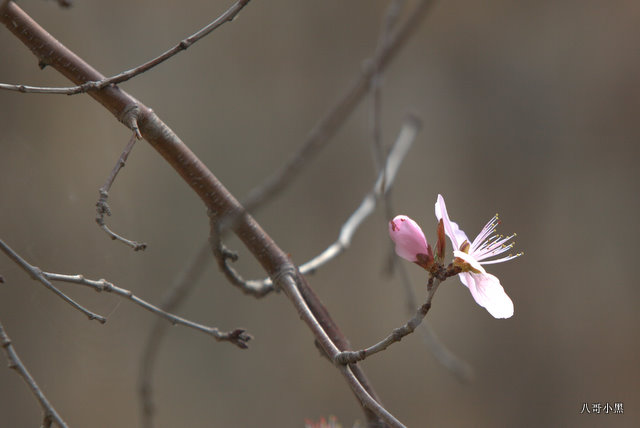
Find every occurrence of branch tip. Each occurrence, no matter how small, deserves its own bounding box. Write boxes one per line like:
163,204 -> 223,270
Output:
224,328 -> 252,349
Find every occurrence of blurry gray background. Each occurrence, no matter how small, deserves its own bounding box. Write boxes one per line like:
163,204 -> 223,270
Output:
1,0 -> 638,427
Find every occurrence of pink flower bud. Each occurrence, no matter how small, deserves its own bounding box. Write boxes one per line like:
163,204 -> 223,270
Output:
389,215 -> 433,269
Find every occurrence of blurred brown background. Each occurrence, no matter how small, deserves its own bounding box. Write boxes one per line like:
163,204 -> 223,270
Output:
1,0 -> 638,427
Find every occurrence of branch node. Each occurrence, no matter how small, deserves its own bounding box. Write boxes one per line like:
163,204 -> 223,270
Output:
334,349 -> 366,365
270,263 -> 297,292
221,245 -> 238,262
222,328 -> 252,349
120,104 -> 142,139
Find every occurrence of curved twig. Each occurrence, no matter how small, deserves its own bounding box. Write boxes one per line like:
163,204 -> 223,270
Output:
96,132 -> 147,250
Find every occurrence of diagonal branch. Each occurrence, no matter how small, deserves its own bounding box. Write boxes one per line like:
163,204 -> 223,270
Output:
0,2 -> 437,425
336,264 -> 461,366
238,116 -> 419,290
239,0 -> 437,214
301,116 -> 419,274
0,0 -> 250,95
0,238 -> 250,348
0,321 -> 68,428
336,278 -> 442,365
43,272 -> 251,349
276,272 -> 404,428
0,238 -> 107,323
391,254 -> 474,382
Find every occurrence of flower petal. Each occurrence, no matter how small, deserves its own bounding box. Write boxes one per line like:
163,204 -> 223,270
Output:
459,272 -> 514,319
434,194 -> 468,250
389,215 -> 429,262
454,250 -> 486,274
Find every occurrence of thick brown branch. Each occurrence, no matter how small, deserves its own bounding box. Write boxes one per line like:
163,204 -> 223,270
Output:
0,2 -> 437,426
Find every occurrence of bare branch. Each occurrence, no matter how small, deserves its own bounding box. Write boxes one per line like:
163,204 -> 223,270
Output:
390,255 -> 474,382
43,272 -> 251,349
366,3 -> 475,379
0,321 -> 68,428
370,0 -> 406,174
276,272 -> 404,428
239,0 -> 437,214
302,117 -> 419,273
335,278 -> 441,365
138,242 -> 212,428
243,117 -> 419,291
0,0 -> 251,95
0,238 -> 249,348
0,238 -> 107,323
0,2 -> 439,424
335,263 -> 462,366
95,132 -> 147,250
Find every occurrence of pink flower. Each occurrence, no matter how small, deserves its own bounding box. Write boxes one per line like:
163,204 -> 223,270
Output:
389,215 -> 434,270
435,194 -> 521,318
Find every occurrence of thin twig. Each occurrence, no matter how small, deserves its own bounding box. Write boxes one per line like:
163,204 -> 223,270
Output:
138,241 -> 212,428
0,321 -> 69,428
208,215 -> 275,297
335,278 -> 442,365
0,0 -> 251,95
96,132 -> 147,250
336,263 -> 462,366
368,2 -> 474,378
277,272 -> 404,428
43,272 -> 251,349
0,238 -> 249,348
0,238 -> 107,323
390,253 -> 474,381
239,0 -> 437,215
